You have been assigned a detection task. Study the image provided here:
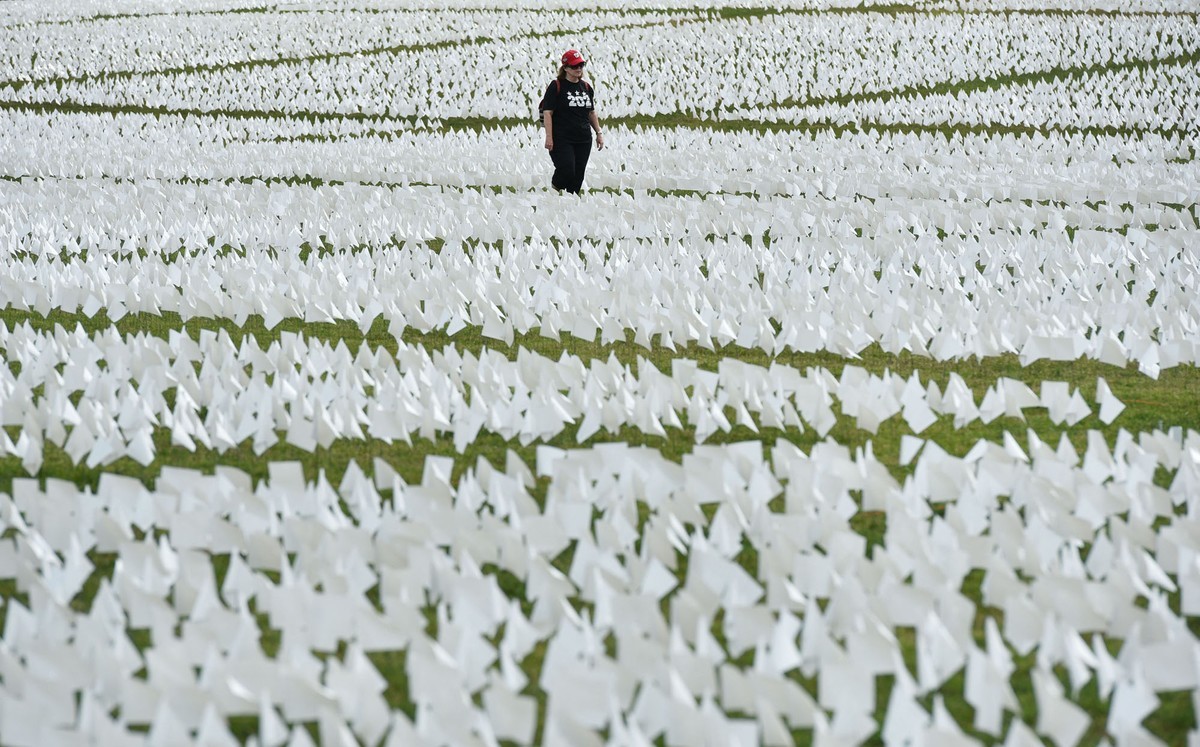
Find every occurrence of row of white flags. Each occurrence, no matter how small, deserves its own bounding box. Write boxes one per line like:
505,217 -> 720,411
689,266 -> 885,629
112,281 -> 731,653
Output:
0,0 -> 892,29
2,428 -> 1198,745
1,0 -> 1192,27
2,11 -> 1193,120
753,59 -> 1200,132
4,112 -> 1195,198
0,321 -> 1128,471
2,2 -> 1198,743
0,9 -> 693,83
2,180 -> 1194,372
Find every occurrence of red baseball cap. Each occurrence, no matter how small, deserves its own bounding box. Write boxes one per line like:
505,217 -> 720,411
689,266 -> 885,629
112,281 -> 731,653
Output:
561,49 -> 586,66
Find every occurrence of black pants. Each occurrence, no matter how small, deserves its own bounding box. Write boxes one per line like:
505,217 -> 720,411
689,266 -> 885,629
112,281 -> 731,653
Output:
549,140 -> 592,194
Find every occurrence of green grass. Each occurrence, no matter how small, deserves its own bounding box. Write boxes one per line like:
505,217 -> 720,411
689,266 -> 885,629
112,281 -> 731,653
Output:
3,6 -> 1200,739
2,164 -> 1198,740
0,9 -> 721,91
3,93 -> 1191,143
2,338 -> 1190,744
3,5 -> 1197,145
1,302 -> 1197,741
3,304 -> 1197,491
772,49 -> 1200,113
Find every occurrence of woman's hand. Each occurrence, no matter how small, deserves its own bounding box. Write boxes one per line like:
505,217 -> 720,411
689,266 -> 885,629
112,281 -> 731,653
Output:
545,135 -> 553,151
596,132 -> 605,150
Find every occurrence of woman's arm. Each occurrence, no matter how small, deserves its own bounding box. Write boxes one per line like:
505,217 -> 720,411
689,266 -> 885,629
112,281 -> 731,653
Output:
588,111 -> 604,150
543,111 -> 554,150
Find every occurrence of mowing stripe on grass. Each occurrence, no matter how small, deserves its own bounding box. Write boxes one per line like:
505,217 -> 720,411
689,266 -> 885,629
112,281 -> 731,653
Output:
3,307 -> 1197,435
0,4 -> 743,31
768,49 -> 1200,112
6,3 -> 1195,31
0,11 -> 711,90
0,95 -> 1194,141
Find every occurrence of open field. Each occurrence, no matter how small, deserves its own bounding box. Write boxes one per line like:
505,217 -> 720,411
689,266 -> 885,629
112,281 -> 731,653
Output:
2,0 -> 1200,744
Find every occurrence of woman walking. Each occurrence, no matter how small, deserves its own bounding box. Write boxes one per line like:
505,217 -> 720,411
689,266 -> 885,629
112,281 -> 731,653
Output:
540,49 -> 604,194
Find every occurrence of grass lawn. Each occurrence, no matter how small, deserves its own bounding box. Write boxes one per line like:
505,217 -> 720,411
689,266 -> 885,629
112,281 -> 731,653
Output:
2,4 -> 1199,743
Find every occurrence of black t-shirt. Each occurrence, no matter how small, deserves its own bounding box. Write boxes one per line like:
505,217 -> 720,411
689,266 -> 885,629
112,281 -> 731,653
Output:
539,78 -> 594,143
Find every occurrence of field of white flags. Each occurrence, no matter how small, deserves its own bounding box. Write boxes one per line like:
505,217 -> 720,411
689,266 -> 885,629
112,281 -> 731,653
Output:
2,0 -> 1200,744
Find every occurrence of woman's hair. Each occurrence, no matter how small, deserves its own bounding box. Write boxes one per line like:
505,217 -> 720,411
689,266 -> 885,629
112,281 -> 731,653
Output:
556,64 -> 588,81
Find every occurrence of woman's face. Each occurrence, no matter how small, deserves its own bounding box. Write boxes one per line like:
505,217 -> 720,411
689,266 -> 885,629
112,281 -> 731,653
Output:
565,63 -> 585,81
